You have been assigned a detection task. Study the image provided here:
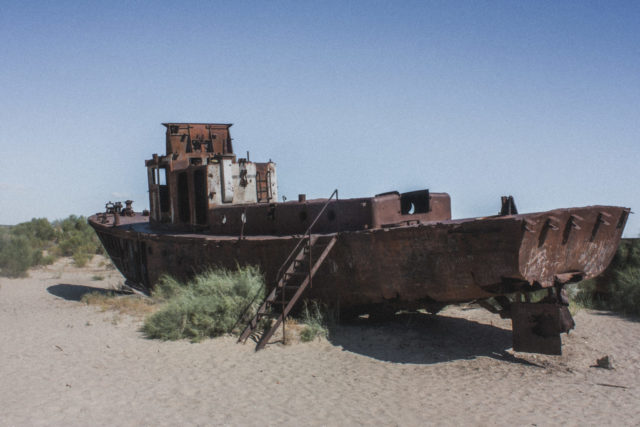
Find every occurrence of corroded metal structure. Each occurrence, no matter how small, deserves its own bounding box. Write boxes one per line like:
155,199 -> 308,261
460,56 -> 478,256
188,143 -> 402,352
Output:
89,123 -> 630,354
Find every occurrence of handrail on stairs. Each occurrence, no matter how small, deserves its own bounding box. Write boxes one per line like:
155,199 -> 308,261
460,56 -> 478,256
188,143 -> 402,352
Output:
273,189 -> 339,284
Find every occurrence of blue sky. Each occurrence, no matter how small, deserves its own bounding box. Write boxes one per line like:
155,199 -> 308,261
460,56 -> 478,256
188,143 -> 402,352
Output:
1,1 -> 638,236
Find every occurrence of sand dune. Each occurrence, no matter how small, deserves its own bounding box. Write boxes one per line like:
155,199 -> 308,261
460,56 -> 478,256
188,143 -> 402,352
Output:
1,256 -> 638,426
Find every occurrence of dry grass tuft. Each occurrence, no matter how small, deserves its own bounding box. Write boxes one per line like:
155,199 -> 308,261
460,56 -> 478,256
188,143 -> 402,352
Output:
279,317 -> 305,345
298,301 -> 331,342
81,291 -> 156,317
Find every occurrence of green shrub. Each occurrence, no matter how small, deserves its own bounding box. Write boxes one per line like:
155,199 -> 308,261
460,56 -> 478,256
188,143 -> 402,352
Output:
11,218 -> 56,243
607,266 -> 640,315
41,254 -> 56,265
0,235 -> 41,277
0,218 -> 56,277
150,275 -> 184,301
72,251 -> 90,267
299,301 -> 330,342
53,215 -> 103,258
142,267 -> 265,342
574,239 -> 640,316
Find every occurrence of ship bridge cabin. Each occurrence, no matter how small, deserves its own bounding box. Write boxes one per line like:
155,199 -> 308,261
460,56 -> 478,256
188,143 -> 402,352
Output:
145,123 -> 451,235
146,123 -> 277,228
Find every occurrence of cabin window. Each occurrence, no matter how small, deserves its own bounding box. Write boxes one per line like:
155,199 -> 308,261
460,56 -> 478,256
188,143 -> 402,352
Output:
158,168 -> 170,215
159,186 -> 170,213
400,190 -> 430,215
150,167 -> 170,218
177,172 -> 190,223
193,169 -> 208,225
157,168 -> 167,186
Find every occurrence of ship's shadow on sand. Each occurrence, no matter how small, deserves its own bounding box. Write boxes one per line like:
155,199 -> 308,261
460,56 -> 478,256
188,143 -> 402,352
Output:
46,285 -> 533,365
47,284 -> 127,302
329,312 -> 530,365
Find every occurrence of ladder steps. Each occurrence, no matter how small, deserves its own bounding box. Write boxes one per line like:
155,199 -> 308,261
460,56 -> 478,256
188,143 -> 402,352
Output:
302,246 -> 331,254
285,271 -> 307,277
238,234 -> 338,350
254,235 -> 337,351
236,186 -> 341,351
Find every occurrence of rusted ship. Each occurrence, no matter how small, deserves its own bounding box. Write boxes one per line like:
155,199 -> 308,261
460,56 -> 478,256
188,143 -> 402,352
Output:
89,123 -> 630,354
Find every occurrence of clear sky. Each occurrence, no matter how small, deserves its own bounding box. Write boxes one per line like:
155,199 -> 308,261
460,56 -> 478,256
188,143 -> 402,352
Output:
1,1 -> 638,236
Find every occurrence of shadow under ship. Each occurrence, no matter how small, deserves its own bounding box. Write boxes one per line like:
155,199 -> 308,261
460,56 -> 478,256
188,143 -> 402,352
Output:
89,123 -> 630,354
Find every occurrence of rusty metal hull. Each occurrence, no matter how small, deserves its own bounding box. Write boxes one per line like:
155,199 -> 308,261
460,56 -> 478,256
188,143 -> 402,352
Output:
89,204 -> 628,313
89,122 -> 631,354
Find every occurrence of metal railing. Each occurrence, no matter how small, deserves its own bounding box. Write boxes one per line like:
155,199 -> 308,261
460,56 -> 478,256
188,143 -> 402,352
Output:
274,189 -> 339,284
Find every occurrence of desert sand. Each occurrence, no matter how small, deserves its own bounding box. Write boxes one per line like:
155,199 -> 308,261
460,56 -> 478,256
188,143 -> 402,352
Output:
1,256 -> 639,426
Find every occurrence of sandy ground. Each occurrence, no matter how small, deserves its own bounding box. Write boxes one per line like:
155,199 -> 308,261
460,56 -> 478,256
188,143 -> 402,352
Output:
1,256 -> 639,426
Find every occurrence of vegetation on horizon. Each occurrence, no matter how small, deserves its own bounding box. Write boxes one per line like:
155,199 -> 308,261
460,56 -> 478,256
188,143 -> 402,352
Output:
0,216 -> 105,277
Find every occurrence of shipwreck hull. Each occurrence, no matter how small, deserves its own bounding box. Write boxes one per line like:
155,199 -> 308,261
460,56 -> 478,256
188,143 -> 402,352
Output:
88,122 -> 631,354
89,204 -> 628,313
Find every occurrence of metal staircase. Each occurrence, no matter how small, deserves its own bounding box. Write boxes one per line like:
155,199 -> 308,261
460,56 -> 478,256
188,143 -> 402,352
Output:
238,189 -> 339,350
